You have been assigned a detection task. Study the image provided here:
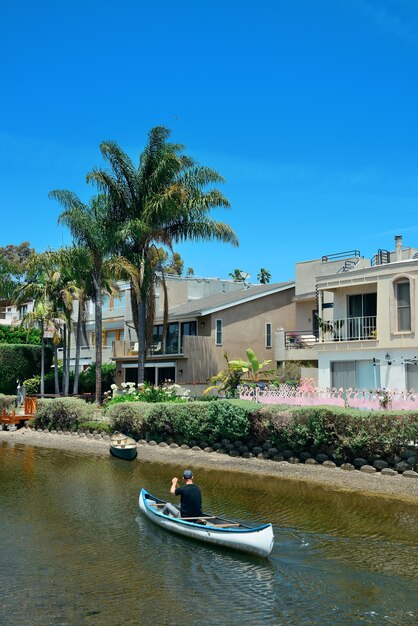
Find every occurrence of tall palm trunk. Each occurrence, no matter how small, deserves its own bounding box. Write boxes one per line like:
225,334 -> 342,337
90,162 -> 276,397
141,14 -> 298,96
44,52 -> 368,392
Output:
62,324 -> 67,395
54,344 -> 60,394
93,273 -> 102,404
137,298 -> 146,384
73,297 -> 83,395
65,324 -> 71,396
40,318 -> 45,398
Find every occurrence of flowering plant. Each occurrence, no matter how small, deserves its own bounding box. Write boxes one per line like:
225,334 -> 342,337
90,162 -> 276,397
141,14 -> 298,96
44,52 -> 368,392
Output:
377,387 -> 392,410
104,381 -> 190,409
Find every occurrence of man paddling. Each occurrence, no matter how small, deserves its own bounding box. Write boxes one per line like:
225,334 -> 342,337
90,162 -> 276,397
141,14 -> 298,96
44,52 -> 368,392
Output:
170,469 -> 203,520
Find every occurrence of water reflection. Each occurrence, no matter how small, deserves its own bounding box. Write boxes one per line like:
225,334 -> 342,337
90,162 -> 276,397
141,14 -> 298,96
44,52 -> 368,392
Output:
0,442 -> 417,625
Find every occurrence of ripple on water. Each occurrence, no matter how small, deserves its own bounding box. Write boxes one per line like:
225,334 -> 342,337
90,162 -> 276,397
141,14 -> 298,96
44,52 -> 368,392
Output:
0,444 -> 417,625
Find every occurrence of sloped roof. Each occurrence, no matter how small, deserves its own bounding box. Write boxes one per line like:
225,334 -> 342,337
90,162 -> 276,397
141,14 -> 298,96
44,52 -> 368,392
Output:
156,281 -> 295,321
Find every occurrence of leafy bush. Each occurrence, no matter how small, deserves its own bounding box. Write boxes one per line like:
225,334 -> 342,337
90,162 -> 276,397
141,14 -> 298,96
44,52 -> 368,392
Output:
106,402 -> 155,439
203,401 -> 250,443
144,402 -> 209,443
35,397 -> 95,430
249,405 -> 418,460
0,344 -> 53,394
23,363 -> 116,396
104,381 -> 189,410
0,394 -> 17,413
0,325 -> 41,345
78,421 -> 113,434
23,376 -> 41,395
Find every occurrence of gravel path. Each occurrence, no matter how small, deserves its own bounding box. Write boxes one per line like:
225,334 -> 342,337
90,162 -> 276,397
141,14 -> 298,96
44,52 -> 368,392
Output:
1,428 -> 417,503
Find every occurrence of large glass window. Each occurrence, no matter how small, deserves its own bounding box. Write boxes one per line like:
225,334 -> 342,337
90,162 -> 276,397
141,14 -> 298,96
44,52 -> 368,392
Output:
331,359 -> 380,390
180,321 -> 197,353
347,293 -> 377,339
152,325 -> 164,354
396,281 -> 411,331
166,323 -> 179,354
406,363 -> 418,391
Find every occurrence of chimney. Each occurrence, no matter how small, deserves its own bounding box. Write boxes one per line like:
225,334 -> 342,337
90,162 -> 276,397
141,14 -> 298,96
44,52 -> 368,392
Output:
395,235 -> 403,261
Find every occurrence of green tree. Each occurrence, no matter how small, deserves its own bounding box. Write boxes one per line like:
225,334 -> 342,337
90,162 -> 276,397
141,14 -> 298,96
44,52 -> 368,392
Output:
229,348 -> 275,382
49,193 -> 138,402
87,126 -> 238,383
0,242 -> 35,300
14,251 -> 69,396
257,268 -> 271,284
229,268 -> 245,282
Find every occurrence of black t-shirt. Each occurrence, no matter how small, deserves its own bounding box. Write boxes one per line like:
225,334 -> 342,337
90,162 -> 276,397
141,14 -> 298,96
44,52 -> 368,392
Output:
175,483 -> 203,518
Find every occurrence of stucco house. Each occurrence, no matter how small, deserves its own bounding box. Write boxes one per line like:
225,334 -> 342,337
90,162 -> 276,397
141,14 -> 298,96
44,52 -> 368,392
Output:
113,281 -> 296,390
276,235 -> 418,391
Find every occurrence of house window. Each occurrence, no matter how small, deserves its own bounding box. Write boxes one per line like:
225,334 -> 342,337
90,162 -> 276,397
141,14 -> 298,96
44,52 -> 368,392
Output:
396,281 -> 411,331
18,305 -> 28,320
331,360 -> 380,390
265,323 -> 272,348
215,319 -> 223,345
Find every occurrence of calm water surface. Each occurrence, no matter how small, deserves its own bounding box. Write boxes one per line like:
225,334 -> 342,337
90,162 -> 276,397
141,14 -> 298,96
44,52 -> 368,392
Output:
0,441 -> 417,626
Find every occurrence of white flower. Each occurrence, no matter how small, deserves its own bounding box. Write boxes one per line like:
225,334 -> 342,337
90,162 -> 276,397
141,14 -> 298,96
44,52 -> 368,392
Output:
110,384 -> 118,390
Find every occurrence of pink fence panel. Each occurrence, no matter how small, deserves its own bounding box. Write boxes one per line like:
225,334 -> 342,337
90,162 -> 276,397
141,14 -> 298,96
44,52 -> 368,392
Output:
239,381 -> 418,410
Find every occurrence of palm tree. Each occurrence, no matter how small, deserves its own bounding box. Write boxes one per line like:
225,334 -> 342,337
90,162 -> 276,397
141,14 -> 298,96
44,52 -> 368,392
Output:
14,251 -> 70,397
229,269 -> 245,282
49,193 -> 138,402
257,268 -> 271,284
87,126 -> 238,384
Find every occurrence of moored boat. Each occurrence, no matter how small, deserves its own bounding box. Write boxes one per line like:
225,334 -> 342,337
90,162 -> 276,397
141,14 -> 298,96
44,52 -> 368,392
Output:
139,488 -> 274,557
110,432 -> 138,460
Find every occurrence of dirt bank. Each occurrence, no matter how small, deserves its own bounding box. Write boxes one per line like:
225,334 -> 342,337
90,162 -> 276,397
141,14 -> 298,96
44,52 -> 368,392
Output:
1,428 -> 417,503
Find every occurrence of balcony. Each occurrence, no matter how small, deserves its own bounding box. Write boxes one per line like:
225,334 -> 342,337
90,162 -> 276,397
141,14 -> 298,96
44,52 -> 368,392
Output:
319,316 -> 377,342
112,341 -> 185,359
57,345 -> 114,364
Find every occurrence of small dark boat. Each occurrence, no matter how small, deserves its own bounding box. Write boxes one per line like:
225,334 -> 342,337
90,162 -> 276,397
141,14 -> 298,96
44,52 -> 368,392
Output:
139,488 -> 274,557
109,432 -> 138,460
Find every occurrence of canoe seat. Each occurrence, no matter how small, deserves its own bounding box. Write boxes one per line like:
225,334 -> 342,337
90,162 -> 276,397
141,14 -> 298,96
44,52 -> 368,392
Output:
213,523 -> 241,528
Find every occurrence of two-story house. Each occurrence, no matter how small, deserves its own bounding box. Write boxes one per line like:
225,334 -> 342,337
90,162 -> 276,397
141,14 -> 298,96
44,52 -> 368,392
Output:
113,281 -> 296,391
277,235 -> 418,391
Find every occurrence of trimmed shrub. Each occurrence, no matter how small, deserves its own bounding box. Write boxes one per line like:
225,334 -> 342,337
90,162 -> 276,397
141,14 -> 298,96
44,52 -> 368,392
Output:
144,402 -> 208,443
78,421 -> 113,434
35,397 -> 95,430
203,401 -> 250,443
0,394 -> 17,413
107,402 -> 155,439
0,344 -> 53,394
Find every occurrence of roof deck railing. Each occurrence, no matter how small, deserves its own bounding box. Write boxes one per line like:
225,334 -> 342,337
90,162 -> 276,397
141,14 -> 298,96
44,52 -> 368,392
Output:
322,250 -> 361,263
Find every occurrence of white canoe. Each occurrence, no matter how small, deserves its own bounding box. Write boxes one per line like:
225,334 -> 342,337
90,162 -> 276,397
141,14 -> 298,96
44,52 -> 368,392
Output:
139,488 -> 274,558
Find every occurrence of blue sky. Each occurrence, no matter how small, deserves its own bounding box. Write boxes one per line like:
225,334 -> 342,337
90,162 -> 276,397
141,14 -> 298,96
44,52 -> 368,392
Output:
1,0 -> 418,283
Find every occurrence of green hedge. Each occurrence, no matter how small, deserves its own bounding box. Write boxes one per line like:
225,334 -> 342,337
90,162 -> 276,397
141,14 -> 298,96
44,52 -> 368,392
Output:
107,400 -> 418,460
35,397 -> 96,430
0,325 -> 41,345
23,363 -> 116,395
0,344 -> 52,394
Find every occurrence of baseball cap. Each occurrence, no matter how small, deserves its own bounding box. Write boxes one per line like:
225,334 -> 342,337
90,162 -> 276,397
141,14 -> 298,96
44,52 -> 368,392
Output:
183,469 -> 193,479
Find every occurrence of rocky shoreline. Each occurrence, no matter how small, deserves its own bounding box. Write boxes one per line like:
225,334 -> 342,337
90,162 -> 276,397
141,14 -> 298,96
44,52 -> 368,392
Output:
1,427 -> 418,503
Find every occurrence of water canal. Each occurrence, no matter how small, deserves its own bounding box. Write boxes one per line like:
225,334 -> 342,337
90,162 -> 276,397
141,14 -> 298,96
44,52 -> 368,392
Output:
0,441 -> 417,625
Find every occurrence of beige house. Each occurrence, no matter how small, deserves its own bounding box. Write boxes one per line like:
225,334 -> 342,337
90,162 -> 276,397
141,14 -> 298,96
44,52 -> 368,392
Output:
113,281 -> 296,390
276,235 -> 418,391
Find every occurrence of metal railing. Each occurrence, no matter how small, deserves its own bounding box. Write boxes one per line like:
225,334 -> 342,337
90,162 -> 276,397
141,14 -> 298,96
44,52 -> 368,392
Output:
322,250 -> 361,263
285,330 -> 319,349
371,249 -> 391,266
320,316 -> 377,341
